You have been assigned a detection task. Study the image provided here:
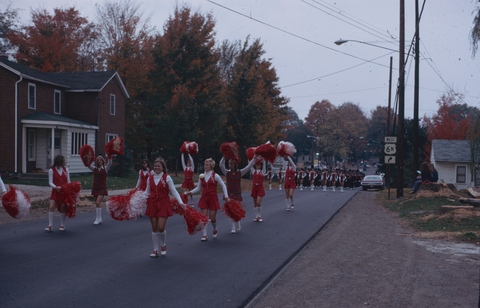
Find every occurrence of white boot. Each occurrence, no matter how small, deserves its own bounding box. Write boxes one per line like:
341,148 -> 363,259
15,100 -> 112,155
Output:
269,184 -> 272,190
236,220 -> 241,231
341,186 -> 344,192
300,185 -> 303,191
323,185 -> 327,191
311,185 -> 314,191
94,208 -> 102,225
286,199 -> 291,211
231,220 -> 236,234
332,187 -> 336,192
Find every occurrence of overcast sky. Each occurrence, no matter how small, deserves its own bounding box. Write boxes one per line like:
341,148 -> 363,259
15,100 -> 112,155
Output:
5,0 -> 480,121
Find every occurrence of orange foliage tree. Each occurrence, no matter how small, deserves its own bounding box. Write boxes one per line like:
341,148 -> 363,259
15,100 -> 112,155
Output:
8,7 -> 99,72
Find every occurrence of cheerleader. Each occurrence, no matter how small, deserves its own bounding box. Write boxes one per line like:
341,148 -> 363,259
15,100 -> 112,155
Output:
181,153 -> 195,206
45,155 -> 70,232
89,155 -> 113,225
283,157 -> 297,211
145,157 -> 186,257
135,158 -> 153,191
277,167 -> 285,190
321,169 -> 329,191
338,170 -> 346,192
219,155 -> 255,233
189,158 -> 229,241
250,157 -> 266,222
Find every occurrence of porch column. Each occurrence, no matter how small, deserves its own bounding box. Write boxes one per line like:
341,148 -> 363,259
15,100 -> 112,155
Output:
50,128 -> 55,165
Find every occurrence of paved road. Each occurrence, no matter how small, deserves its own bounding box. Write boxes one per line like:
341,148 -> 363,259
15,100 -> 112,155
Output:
0,187 -> 359,308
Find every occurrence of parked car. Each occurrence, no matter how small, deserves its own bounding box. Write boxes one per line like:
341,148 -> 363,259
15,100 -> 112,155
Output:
360,175 -> 384,191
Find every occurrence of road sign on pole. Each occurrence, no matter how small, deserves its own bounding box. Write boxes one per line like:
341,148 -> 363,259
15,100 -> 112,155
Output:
384,143 -> 397,155
385,156 -> 396,164
385,136 -> 397,143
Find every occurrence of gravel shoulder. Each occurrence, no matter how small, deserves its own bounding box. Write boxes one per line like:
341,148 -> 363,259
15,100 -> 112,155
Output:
248,191 -> 480,308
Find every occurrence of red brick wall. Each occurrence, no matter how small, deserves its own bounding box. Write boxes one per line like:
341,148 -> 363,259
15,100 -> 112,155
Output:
0,67 -> 18,173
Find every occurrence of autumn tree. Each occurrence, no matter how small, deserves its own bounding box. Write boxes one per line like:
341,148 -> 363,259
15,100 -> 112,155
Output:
423,90 -> 479,158
8,7 -> 99,72
223,36 -> 287,154
0,6 -> 19,55
304,100 -> 335,137
147,5 -> 225,163
95,0 -> 155,160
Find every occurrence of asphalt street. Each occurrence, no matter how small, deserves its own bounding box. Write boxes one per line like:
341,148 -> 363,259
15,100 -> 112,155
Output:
0,186 -> 359,308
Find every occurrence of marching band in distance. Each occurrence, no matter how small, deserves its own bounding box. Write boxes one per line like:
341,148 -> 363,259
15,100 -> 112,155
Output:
1,137 -> 366,259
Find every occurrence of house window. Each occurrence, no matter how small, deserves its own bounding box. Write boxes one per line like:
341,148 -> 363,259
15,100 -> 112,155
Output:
54,90 -> 61,114
28,83 -> 36,109
71,132 -> 88,155
110,94 -> 116,115
456,165 -> 466,184
106,133 -> 118,144
28,130 -> 36,161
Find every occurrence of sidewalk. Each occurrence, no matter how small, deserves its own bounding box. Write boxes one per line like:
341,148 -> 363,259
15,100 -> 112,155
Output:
247,191 -> 479,307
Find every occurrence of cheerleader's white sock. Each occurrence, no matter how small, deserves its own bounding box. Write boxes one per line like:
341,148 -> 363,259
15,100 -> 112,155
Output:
285,199 -> 290,209
211,221 -> 217,231
151,232 -> 159,251
60,213 -> 66,226
48,211 -> 54,226
203,223 -> 208,236
254,207 -> 259,218
159,230 -> 166,247
257,206 -> 262,217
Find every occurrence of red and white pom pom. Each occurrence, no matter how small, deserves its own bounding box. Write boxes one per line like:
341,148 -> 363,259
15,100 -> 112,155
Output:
255,143 -> 277,164
57,182 -> 81,218
221,199 -> 245,222
128,189 -> 147,218
171,198 -> 186,216
183,207 -> 208,235
180,141 -> 189,153
107,188 -> 146,221
277,141 -> 297,157
186,141 -> 198,155
104,136 -> 124,158
220,142 -> 241,163
79,144 -> 95,167
246,147 -> 257,161
2,185 -> 31,219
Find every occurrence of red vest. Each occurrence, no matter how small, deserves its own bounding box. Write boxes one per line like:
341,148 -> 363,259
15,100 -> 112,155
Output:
147,173 -> 170,204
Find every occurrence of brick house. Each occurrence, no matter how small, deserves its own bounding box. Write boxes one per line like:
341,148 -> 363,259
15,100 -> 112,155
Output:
0,57 -> 128,174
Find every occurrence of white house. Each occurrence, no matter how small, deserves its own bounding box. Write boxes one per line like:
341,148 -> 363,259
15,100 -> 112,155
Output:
430,139 -> 478,189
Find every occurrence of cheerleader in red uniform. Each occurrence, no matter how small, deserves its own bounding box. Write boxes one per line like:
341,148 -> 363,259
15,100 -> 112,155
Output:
188,158 -> 229,241
219,155 -> 255,233
250,157 -> 266,222
135,158 -> 153,191
145,157 -> 186,257
283,156 -> 297,211
45,155 -> 70,232
297,168 -> 305,191
309,168 -> 316,191
181,153 -> 195,206
89,155 -> 113,225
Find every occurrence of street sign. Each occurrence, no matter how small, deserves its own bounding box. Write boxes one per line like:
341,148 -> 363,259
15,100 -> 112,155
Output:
385,156 -> 396,164
385,136 -> 397,143
384,143 -> 397,155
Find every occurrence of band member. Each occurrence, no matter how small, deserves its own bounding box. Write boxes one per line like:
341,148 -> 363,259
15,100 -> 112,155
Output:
321,169 -> 329,191
330,169 -> 338,191
338,170 -> 347,192
277,167 -> 285,190
309,168 -> 316,191
266,167 -> 274,190
297,168 -> 305,191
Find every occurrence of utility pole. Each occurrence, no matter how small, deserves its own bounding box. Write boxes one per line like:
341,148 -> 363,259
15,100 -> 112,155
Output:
387,56 -> 393,199
397,0 -> 405,198
413,0 -> 420,173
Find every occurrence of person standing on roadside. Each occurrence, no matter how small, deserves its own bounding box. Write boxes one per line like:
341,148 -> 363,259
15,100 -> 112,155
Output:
188,158 -> 229,241
144,157 -> 186,257
219,155 -> 255,233
88,155 -> 113,225
45,155 -> 70,232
